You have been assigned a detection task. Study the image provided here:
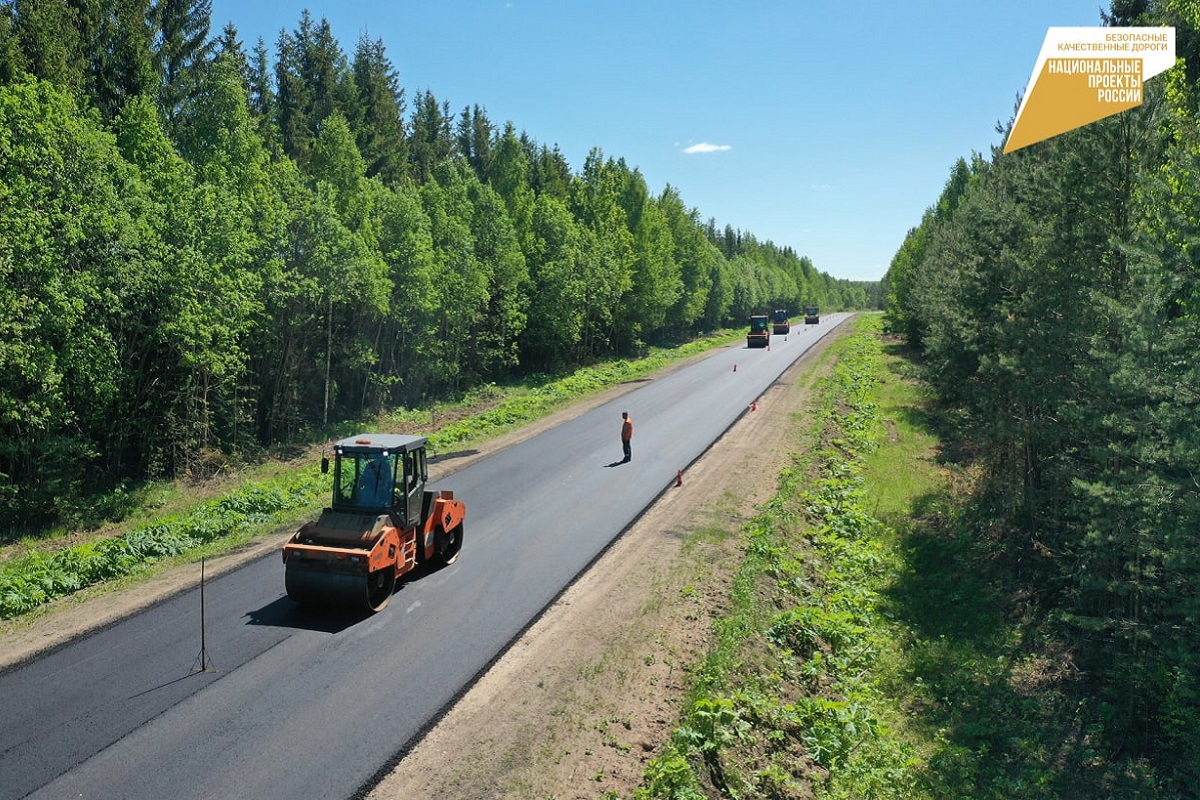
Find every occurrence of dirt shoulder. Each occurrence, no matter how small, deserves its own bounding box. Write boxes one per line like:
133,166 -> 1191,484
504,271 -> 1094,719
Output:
0,322 -> 851,800
369,323 -> 850,800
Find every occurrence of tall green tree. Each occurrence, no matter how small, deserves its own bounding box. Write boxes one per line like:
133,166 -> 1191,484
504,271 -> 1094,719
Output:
309,110 -> 365,211
0,77 -> 148,517
519,193 -> 588,369
366,178 -> 439,405
420,160 -> 487,392
528,139 -> 573,201
352,33 -> 406,186
659,185 -> 717,334
282,181 -> 387,428
466,173 -> 528,378
1056,55 -> 1200,769
571,148 -> 635,357
247,35 -> 276,151
274,11 -> 354,168
487,122 -> 535,253
623,186 -> 680,345
150,0 -> 213,131
0,6 -> 22,84
6,0 -> 86,91
408,89 -> 454,182
214,21 -> 247,89
456,103 -> 493,181
73,0 -> 157,120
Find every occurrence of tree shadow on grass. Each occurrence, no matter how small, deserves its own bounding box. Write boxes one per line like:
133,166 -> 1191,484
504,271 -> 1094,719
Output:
880,484 -> 1162,799
871,331 -> 1174,797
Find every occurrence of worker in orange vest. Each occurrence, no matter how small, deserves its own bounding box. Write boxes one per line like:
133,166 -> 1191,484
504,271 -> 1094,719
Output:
620,411 -> 633,463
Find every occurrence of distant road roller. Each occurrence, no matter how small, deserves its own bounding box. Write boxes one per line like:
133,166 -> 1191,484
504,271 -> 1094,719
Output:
747,314 -> 771,348
283,433 -> 465,612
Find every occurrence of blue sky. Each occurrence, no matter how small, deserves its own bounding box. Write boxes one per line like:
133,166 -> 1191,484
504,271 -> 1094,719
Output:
208,1 -> 1112,282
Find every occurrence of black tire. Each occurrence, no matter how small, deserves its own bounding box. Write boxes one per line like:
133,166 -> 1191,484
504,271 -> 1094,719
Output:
436,523 -> 463,566
365,567 -> 397,612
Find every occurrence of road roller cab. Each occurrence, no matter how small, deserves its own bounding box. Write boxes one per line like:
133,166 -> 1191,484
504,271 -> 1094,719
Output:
282,434 -> 465,612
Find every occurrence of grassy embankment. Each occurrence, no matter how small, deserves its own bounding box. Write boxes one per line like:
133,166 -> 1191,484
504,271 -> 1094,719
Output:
0,331 -> 741,621
635,314 -> 1110,799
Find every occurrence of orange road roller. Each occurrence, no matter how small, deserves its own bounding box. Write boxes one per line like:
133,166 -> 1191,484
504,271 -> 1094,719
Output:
282,434 -> 464,612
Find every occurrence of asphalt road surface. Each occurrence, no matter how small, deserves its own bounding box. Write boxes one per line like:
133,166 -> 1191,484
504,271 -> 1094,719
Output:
0,314 -> 851,800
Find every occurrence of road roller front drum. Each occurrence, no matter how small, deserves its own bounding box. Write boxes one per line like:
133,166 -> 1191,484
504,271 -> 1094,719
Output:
285,562 -> 397,613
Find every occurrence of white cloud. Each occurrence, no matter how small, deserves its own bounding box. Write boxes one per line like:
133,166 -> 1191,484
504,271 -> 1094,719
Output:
683,142 -> 732,154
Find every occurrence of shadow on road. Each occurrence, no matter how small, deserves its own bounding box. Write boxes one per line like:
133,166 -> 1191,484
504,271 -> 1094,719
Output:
429,448 -> 480,465
126,668 -> 214,700
244,597 -> 370,634
245,560 -> 455,634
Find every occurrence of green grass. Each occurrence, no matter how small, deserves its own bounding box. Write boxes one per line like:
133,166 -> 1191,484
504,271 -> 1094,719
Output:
858,349 -> 943,521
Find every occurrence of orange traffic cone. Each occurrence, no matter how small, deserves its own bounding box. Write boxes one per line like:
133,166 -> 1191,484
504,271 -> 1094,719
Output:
676,469 -> 683,487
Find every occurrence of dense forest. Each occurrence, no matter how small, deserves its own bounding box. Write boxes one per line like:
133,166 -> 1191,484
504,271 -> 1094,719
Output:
883,0 -> 1200,787
0,1 -> 877,527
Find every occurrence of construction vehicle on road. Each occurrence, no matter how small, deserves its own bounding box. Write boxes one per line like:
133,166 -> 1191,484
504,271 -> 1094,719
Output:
772,309 -> 791,335
282,434 -> 465,613
804,306 -> 820,324
747,314 -> 771,348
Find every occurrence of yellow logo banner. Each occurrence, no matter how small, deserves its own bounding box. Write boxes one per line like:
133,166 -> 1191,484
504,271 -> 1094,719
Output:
1003,27 -> 1176,154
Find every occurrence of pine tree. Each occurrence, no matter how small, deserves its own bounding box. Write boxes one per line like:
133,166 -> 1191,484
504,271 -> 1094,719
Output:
150,0 -> 213,130
246,36 -> 276,152
352,34 -> 406,186
456,103 -> 493,181
0,6 -> 23,84
529,140 -> 573,201
408,89 -> 454,182
274,25 -> 310,163
73,0 -> 157,120
7,0 -> 87,91
275,11 -> 355,170
214,21 -> 247,90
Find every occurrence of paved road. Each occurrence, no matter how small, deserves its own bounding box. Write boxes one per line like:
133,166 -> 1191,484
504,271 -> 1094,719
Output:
0,315 -> 851,800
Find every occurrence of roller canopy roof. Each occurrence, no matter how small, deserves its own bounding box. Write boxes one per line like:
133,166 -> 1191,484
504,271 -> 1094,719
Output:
333,434 -> 428,453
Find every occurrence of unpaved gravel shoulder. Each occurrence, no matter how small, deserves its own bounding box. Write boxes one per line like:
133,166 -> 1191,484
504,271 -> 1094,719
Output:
369,324 -> 850,800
